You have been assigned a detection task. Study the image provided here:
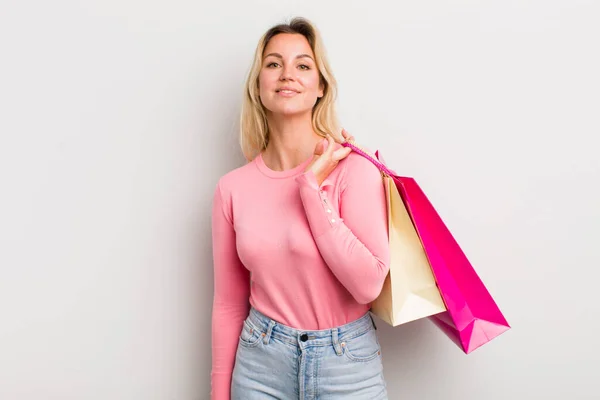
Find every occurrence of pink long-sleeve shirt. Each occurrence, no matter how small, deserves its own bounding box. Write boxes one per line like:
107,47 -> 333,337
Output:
210,150 -> 390,399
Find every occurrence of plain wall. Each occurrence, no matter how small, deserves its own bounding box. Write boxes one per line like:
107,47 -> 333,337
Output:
1,0 -> 599,399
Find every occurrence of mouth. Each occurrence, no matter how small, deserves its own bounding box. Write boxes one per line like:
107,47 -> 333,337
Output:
276,88 -> 300,95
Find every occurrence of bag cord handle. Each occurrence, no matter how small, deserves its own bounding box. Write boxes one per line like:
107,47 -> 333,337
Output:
341,140 -> 394,177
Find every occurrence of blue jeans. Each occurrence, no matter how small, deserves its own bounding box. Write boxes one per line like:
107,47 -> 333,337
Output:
231,307 -> 388,399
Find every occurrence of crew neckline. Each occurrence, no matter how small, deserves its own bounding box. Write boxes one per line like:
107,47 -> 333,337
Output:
255,152 -> 314,179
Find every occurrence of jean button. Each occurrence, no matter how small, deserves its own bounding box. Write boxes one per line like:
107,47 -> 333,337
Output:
300,333 -> 309,342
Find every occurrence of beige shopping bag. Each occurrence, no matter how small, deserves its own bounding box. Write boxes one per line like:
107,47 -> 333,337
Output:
370,175 -> 447,326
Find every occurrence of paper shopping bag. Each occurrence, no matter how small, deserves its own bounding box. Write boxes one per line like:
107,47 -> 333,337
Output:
396,177 -> 510,353
370,175 -> 447,326
342,141 -> 510,353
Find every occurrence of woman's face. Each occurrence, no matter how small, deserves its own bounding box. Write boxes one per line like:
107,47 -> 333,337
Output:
258,33 -> 324,117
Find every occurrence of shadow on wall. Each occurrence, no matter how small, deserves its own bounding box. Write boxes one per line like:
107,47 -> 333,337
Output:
206,53 -> 250,177
192,54 -> 249,397
375,314 -> 451,394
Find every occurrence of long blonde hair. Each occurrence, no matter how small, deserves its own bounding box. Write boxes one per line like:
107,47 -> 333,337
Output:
240,17 -> 341,161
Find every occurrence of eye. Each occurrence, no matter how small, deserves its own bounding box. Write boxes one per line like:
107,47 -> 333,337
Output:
298,64 -> 310,70
266,62 -> 280,68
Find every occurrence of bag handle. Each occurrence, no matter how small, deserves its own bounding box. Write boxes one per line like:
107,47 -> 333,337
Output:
341,140 -> 394,177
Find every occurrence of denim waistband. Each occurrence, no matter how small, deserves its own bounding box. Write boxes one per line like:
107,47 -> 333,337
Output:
246,307 -> 376,348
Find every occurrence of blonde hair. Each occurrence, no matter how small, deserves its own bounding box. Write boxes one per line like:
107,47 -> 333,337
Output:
240,17 -> 341,161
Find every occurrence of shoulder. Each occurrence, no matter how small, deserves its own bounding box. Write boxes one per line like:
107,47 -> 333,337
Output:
215,159 -> 257,195
212,160 -> 258,218
212,160 -> 257,221
339,150 -> 382,187
343,150 -> 379,170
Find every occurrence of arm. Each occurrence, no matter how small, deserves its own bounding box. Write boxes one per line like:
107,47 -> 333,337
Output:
295,155 -> 390,304
211,181 -> 250,400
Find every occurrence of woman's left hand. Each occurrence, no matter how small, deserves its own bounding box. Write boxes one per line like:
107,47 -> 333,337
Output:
305,129 -> 354,186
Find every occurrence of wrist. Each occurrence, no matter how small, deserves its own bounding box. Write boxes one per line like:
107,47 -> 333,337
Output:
312,171 -> 326,187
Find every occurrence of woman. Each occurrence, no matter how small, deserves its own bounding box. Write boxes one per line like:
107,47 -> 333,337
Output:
211,17 -> 390,399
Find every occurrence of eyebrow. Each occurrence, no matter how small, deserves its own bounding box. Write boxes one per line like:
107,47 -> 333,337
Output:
263,52 -> 315,61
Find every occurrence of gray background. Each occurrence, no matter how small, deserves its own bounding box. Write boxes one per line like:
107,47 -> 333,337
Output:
1,0 -> 598,399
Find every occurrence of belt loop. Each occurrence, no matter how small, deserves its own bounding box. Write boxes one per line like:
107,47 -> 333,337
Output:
332,328 -> 342,356
264,320 -> 276,344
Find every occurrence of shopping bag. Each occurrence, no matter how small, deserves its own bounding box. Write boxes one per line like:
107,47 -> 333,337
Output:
343,141 -> 510,353
397,176 -> 510,353
371,174 -> 447,326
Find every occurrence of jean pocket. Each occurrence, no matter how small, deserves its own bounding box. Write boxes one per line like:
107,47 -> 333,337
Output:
342,329 -> 382,362
239,319 -> 263,348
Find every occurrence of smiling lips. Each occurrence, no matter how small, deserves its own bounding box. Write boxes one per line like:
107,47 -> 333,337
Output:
276,88 -> 299,97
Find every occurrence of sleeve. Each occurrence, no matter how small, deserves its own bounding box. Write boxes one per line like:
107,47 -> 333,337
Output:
210,181 -> 250,400
294,155 -> 390,305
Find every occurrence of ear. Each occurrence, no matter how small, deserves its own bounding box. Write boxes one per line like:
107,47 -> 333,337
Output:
318,81 -> 324,98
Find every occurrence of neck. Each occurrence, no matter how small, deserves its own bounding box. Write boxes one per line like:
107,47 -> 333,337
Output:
262,112 -> 321,171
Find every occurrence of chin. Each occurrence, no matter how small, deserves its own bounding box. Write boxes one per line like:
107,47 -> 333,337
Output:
266,105 -> 313,117
265,100 -> 317,116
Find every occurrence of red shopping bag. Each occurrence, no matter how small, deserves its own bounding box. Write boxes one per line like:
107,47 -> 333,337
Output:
343,141 -> 510,353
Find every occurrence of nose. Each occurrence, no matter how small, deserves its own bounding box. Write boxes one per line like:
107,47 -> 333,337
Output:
279,64 -> 295,81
